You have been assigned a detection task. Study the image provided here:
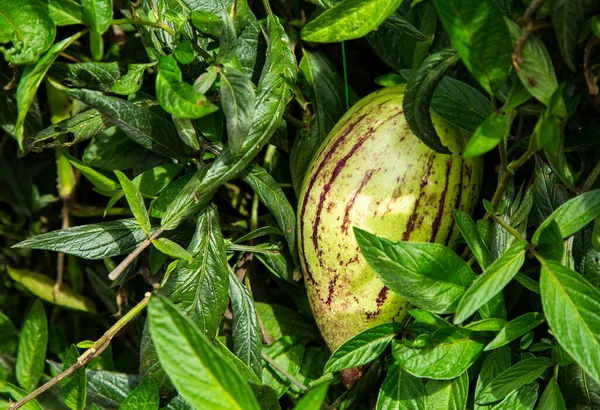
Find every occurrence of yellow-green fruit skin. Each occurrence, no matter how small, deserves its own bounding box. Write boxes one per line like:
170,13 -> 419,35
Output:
298,85 -> 483,352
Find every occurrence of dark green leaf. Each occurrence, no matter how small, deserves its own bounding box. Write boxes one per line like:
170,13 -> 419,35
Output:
61,345 -> 86,410
0,311 -> 18,356
15,30 -> 84,151
559,364 -> 600,409
454,241 -> 528,324
151,238 -> 193,263
115,170 -> 151,236
536,220 -> 564,261
431,77 -> 492,133
355,228 -> 475,314
148,295 -> 260,410
532,190 -> 600,244
433,0 -> 511,93
217,10 -> 237,64
491,383 -> 538,409
424,371 -> 468,410
86,369 -> 139,409
156,56 -> 219,119
220,66 -> 255,160
228,269 -> 262,379
82,0 -> 112,60
14,219 -> 147,259
541,260 -> 600,383
119,377 -> 159,410
376,363 -> 425,410
537,370 -> 566,410
16,300 -> 48,392
400,2 -> 437,69
325,322 -> 403,374
301,0 -> 403,43
454,209 -> 492,268
475,357 -> 553,404
50,62 -> 120,92
403,49 -> 459,154
0,380 -> 42,410
0,0 -> 56,64
464,113 -> 508,158
485,312 -> 545,351
475,347 -> 510,410
392,327 -> 485,380
294,383 -> 329,410
63,87 -> 191,159
384,12 -> 427,41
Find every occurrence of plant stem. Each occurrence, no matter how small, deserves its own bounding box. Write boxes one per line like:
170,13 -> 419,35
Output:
490,147 -> 536,208
261,351 -> 308,392
489,214 -> 528,243
108,227 -> 165,281
579,158 -> 600,193
112,18 -> 176,37
283,113 -> 306,130
9,293 -> 152,410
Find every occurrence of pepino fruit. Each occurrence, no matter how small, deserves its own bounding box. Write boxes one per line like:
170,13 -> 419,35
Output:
297,85 -> 483,368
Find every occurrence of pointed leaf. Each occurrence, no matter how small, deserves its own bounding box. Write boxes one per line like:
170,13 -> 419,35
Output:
118,377 -> 159,410
61,345 -> 87,410
16,300 -> 48,392
115,170 -> 151,236
425,371 -> 469,410
376,363 -> 425,410
220,66 -> 255,160
485,312 -> 545,351
464,113 -> 508,158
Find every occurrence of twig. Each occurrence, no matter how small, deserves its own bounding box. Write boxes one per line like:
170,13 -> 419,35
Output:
584,36 -> 600,96
3,63 -> 18,91
512,0 -> 548,84
261,351 -> 308,392
108,227 -> 165,281
9,293 -> 152,410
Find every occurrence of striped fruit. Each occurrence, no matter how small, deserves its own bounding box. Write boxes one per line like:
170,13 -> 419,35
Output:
298,85 -> 483,362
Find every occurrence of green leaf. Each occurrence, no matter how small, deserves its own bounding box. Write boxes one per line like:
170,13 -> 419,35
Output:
228,269 -> 262,379
292,49 -> 348,193
433,0 -> 511,94
132,164 -> 183,197
7,267 -> 97,313
425,371 -> 469,410
532,189 -> 600,244
384,12 -> 428,41
431,77 -> 492,133
301,0 -> 403,43
506,20 -> 565,116
161,14 -> 296,230
15,30 -> 85,151
46,0 -> 84,26
119,377 -> 159,410
502,75 -> 533,112
403,49 -> 459,154
541,260 -> 600,383
115,170 -> 151,236
0,311 -> 18,356
13,219 -> 147,259
0,380 -> 43,410
63,87 -> 191,159
476,357 -> 553,404
217,9 -> 237,64
174,39 -> 196,65
550,0 -> 597,72
475,346 -> 510,410
68,155 -> 120,193
325,322 -> 402,374
151,238 -> 193,263
465,318 -> 507,332
16,300 -> 48,392
156,56 -> 219,119
61,345 -> 86,410
535,220 -> 564,261
191,10 -> 221,36
464,113 -> 508,158
392,327 -> 485,380
491,383 -> 538,409
86,369 -> 139,409
148,295 -> 260,410
355,228 -> 475,314
262,336 -> 305,397
220,66 -> 255,160
112,63 -> 153,95
255,303 -> 318,342
49,62 -> 121,92
294,383 -> 329,410
557,364 -> 599,409
454,241 -> 528,324
399,2 -> 437,69
0,0 -> 56,64
537,370 -> 566,410
82,0 -> 112,61
485,312 -> 545,351
376,363 -> 425,410
159,204 -> 229,338
453,209 -> 492,268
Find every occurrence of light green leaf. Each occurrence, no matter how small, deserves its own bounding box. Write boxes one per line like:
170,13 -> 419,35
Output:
453,209 -> 492,269
302,0 -> 403,43
536,370 -> 566,410
46,0 -> 84,26
115,170 -> 151,236
156,56 -> 219,119
220,66 -> 255,160
475,346 -> 510,410
61,345 -> 86,410
148,295 -> 260,410
464,113 -> 508,158
82,0 -> 112,60
151,238 -> 193,263
376,363 -> 425,410
454,241 -> 528,324
425,371 -> 469,410
433,0 -> 511,94
294,383 -> 330,410
541,260 -> 600,383
112,63 -> 153,95
325,322 -> 403,374
491,383 -> 538,409
476,358 -> 553,404
16,300 -> 48,392
0,380 -> 42,410
118,377 -> 159,410
355,228 -> 475,314
485,312 -> 545,351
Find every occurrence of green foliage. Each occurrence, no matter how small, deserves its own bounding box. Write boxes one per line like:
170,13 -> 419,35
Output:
2,0 -> 600,408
